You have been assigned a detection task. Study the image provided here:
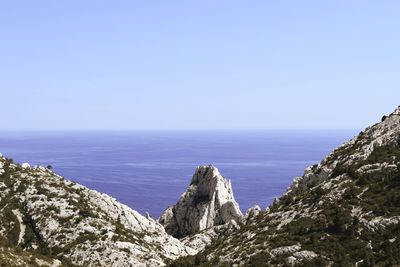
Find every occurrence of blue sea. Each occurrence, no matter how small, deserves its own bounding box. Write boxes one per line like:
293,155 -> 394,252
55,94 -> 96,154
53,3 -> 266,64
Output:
0,131 -> 355,217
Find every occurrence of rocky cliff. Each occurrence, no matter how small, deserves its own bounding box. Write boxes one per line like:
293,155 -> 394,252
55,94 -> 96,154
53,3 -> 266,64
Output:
0,157 -> 196,266
158,165 -> 243,238
171,106 -> 400,266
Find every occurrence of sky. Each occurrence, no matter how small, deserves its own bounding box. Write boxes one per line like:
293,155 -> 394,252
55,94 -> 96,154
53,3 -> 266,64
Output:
1,1 -> 400,130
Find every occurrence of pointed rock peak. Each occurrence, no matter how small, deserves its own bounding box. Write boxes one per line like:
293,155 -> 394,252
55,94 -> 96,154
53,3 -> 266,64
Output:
159,165 -> 243,238
191,165 -> 221,185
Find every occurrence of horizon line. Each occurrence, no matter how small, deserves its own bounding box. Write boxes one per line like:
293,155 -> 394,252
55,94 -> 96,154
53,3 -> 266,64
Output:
0,128 -> 361,132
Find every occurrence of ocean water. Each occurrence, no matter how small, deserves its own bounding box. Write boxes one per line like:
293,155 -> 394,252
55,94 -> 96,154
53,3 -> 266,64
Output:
0,130 -> 355,217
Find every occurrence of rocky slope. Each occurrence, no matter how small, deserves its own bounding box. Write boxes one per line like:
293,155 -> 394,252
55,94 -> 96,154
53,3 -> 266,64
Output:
2,106 -> 400,266
0,156 -> 196,266
171,106 -> 400,266
158,165 -> 243,239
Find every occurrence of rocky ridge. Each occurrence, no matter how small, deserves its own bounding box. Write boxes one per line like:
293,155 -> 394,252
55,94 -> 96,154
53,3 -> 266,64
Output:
171,106 -> 400,266
0,157 -> 196,266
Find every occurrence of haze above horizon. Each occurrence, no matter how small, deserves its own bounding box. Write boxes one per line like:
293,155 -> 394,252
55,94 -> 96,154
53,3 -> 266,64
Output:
1,1 -> 400,131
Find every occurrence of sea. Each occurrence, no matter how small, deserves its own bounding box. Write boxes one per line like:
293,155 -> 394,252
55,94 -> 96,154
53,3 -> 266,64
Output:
0,130 -> 356,217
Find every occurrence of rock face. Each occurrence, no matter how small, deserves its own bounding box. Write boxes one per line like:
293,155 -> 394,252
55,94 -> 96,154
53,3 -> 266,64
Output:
159,165 -> 243,238
181,219 -> 240,252
0,156 -> 196,267
171,106 -> 400,266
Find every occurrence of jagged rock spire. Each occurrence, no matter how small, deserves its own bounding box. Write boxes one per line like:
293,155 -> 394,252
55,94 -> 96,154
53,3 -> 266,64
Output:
158,165 -> 243,238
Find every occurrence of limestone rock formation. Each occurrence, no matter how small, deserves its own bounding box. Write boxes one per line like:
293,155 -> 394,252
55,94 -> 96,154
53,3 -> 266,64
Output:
158,165 -> 243,238
171,106 -> 400,266
288,105 -> 400,194
181,219 -> 240,252
0,156 -> 196,266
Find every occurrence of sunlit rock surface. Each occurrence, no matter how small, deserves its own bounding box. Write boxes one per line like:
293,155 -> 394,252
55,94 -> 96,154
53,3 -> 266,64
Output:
0,157 -> 196,266
159,165 -> 243,238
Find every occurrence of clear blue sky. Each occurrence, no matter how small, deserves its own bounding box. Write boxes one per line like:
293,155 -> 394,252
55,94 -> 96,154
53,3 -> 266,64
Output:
1,1 -> 399,130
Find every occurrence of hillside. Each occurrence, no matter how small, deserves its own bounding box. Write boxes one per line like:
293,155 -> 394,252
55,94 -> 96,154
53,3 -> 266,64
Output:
171,108 -> 400,266
0,157 -> 195,266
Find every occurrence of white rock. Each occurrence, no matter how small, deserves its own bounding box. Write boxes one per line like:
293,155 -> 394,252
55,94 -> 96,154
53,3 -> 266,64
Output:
21,163 -> 30,168
182,219 -> 240,251
287,250 -> 317,265
12,209 -> 25,245
245,205 -> 261,219
159,165 -> 243,238
270,244 -> 301,257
